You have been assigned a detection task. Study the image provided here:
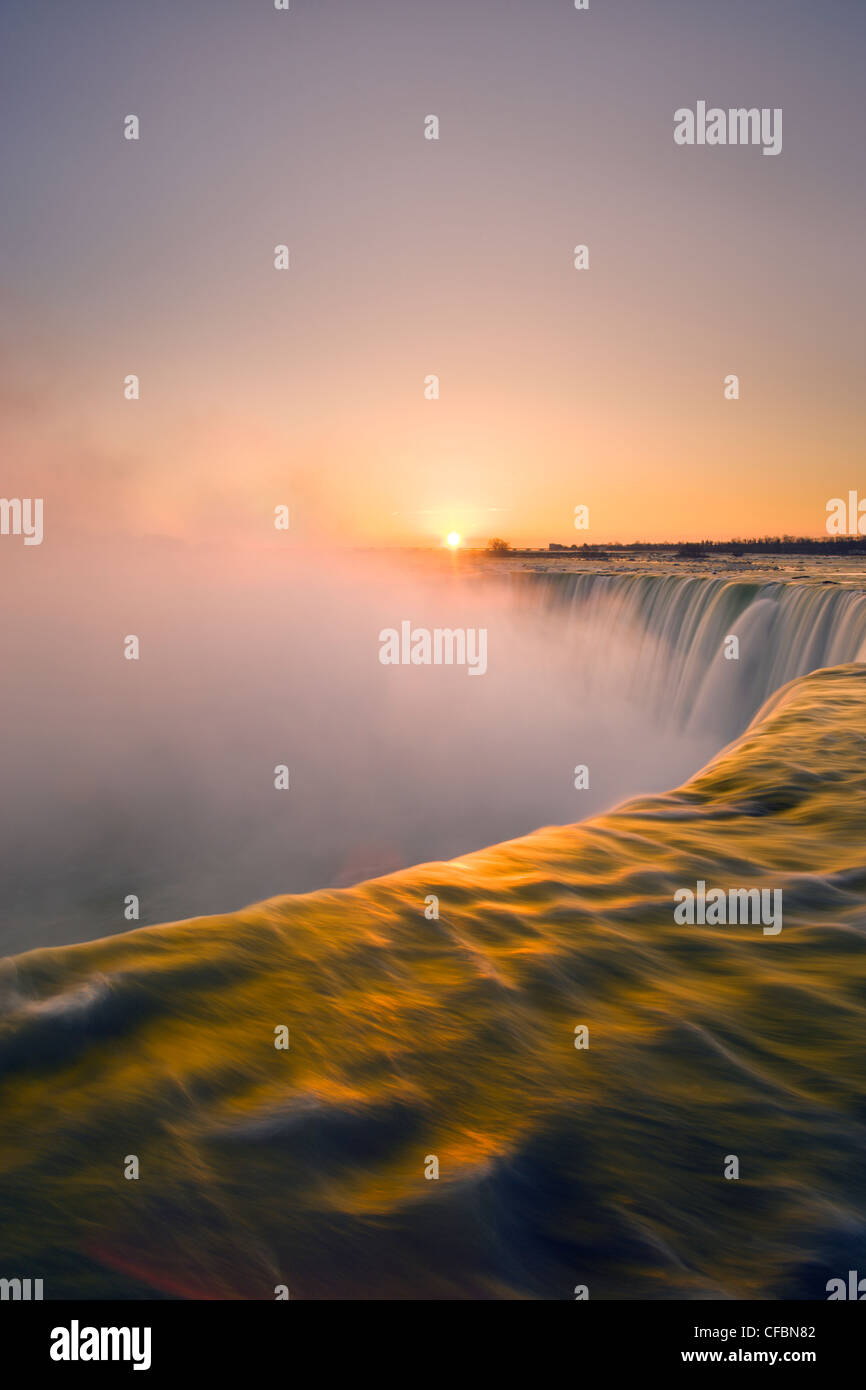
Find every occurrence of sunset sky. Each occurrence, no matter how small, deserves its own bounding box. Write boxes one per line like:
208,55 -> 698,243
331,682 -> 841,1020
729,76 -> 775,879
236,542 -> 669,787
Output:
1,0 -> 863,547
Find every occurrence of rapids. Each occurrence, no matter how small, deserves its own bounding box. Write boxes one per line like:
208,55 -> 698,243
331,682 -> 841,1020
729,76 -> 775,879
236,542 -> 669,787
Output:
1,662 -> 865,1299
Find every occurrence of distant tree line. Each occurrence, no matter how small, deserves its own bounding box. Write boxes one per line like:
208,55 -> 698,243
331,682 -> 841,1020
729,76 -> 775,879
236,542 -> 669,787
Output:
543,536 -> 866,556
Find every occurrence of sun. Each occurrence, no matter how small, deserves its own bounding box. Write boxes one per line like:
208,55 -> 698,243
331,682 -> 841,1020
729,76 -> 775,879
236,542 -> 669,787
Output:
446,531 -> 461,549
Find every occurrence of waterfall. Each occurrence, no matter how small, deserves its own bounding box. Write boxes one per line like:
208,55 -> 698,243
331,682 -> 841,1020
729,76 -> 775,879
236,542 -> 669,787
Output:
510,572 -> 866,742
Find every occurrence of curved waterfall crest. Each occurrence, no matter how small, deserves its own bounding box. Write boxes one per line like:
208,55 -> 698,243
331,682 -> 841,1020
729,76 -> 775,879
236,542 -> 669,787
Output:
513,571 -> 866,738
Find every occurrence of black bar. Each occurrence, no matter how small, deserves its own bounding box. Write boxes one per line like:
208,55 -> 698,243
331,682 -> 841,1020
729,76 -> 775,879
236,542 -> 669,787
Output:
6,1299 -> 863,1376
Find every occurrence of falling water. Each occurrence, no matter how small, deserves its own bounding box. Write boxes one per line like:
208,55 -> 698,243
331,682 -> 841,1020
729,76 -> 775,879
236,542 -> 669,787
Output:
511,571 -> 866,741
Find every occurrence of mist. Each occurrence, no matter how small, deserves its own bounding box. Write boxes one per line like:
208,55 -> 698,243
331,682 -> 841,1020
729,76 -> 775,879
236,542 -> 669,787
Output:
0,540 -> 717,954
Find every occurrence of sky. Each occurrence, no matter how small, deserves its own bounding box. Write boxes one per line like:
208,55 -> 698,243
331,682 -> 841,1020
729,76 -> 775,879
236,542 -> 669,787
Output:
1,0 -> 864,547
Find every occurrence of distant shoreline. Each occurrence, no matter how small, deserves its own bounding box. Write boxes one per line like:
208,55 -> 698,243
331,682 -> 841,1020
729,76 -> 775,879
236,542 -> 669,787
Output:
484,539 -> 866,557
354,539 -> 866,557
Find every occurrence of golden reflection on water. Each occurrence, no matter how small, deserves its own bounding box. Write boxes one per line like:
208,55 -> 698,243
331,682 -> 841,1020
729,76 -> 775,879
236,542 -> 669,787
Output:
1,666 -> 865,1299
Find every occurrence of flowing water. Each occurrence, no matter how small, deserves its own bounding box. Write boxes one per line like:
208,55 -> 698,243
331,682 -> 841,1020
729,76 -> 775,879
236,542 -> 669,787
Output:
1,561 -> 865,1298
511,568 -> 866,740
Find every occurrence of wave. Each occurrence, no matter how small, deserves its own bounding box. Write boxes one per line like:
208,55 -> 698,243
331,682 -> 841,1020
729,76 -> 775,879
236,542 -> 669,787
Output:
1,662 -> 865,1298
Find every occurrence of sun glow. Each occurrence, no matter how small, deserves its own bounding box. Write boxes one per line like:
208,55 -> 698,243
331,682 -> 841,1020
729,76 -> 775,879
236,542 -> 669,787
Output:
446,532 -> 461,549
